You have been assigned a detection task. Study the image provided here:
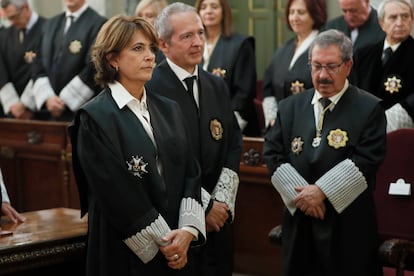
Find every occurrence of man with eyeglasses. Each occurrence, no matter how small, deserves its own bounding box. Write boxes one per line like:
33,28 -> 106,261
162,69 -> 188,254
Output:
0,0 -> 46,119
352,0 -> 414,132
325,0 -> 385,53
263,29 -> 386,276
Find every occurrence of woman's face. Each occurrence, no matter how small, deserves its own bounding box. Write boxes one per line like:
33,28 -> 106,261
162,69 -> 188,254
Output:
198,0 -> 223,29
111,30 -> 156,88
288,0 -> 314,36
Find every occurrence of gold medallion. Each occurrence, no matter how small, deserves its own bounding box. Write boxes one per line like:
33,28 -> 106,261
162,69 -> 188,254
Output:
327,129 -> 348,149
210,119 -> 223,140
290,80 -> 305,94
291,137 -> 304,154
384,76 -> 402,94
69,40 -> 82,54
24,51 -> 37,64
212,68 -> 226,78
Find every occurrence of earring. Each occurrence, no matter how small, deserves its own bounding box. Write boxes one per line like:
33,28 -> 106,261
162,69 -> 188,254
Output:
115,66 -> 119,72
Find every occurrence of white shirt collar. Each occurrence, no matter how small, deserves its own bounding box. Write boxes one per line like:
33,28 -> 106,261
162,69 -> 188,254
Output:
311,79 -> 349,107
25,12 -> 38,32
290,30 -> 318,69
109,81 -> 148,109
65,3 -> 88,20
383,40 -> 401,52
166,58 -> 199,81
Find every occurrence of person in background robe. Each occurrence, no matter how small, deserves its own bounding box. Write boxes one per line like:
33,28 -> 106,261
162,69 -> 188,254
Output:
195,0 -> 259,136
0,0 -> 45,119
68,15 -> 205,276
262,0 -> 327,129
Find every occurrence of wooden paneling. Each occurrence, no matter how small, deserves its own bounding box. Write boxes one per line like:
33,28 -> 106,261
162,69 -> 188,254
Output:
0,119 -> 79,212
233,137 -> 284,276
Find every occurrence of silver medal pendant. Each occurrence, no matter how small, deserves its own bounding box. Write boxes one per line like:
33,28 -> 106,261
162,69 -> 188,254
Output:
312,137 -> 321,147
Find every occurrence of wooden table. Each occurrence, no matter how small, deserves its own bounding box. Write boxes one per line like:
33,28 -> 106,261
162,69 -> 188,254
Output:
0,208 -> 87,275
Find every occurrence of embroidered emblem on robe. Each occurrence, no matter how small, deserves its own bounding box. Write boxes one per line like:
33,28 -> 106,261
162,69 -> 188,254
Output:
290,80 -> 305,94
384,76 -> 402,94
126,155 -> 148,178
69,40 -> 82,54
210,119 -> 223,140
24,51 -> 37,64
291,137 -> 304,154
212,68 -> 226,78
327,129 -> 348,149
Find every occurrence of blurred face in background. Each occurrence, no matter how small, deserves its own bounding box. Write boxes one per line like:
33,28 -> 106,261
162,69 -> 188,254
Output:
198,0 -> 223,29
64,0 -> 85,13
339,0 -> 370,29
379,1 -> 413,45
3,3 -> 29,29
288,0 -> 314,37
137,4 -> 158,25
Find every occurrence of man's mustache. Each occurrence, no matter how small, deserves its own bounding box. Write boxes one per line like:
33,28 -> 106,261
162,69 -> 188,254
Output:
318,79 -> 333,84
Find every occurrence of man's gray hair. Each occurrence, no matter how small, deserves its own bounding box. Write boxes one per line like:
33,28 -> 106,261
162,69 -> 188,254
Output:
154,2 -> 196,43
378,0 -> 413,20
309,29 -> 353,62
1,0 -> 27,9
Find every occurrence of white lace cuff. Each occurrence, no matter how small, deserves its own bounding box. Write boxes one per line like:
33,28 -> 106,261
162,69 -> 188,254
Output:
59,75 -> 94,111
386,103 -> 414,133
201,187 -> 211,211
33,77 -> 55,110
123,214 -> 171,264
262,96 -> 277,127
211,167 -> 239,221
271,163 -> 308,215
178,197 -> 206,241
20,79 -> 36,111
0,83 -> 19,114
316,159 -> 367,213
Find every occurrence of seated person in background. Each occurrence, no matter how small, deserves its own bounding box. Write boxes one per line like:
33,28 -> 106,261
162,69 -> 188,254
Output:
196,0 -> 260,136
262,0 -> 327,128
135,0 -> 168,64
0,168 -> 25,223
324,0 -> 385,53
351,0 -> 414,110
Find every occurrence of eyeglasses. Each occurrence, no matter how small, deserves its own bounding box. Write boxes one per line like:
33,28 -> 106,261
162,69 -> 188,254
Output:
309,62 -> 344,74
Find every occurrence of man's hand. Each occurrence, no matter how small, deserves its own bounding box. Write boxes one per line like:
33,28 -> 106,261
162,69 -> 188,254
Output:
9,102 -> 33,119
294,185 -> 326,220
205,200 -> 229,232
159,229 -> 193,270
46,96 -> 65,117
2,202 -> 26,223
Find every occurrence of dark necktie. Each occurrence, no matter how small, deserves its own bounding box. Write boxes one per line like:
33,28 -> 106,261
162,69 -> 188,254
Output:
319,97 -> 332,110
64,15 -> 74,34
382,47 -> 393,66
184,76 -> 196,98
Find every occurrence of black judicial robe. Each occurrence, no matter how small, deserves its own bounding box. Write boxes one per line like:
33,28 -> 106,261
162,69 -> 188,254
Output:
0,17 -> 45,95
352,36 -> 414,109
202,33 -> 259,136
324,7 -> 385,53
146,61 -> 242,194
264,85 -> 386,276
69,89 -> 204,276
32,7 -> 106,116
263,38 -> 313,102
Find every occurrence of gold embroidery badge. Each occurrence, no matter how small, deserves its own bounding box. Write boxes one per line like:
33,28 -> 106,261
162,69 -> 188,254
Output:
327,129 -> 348,149
291,137 -> 304,154
384,76 -> 402,94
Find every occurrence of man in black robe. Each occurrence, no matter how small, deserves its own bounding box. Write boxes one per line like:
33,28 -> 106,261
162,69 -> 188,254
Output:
264,29 -> 386,276
28,0 -> 106,121
0,0 -> 45,119
146,3 -> 242,276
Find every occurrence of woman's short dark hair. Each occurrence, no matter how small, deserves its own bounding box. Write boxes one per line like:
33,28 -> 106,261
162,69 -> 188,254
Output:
195,0 -> 233,38
92,15 -> 158,87
285,0 -> 327,31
